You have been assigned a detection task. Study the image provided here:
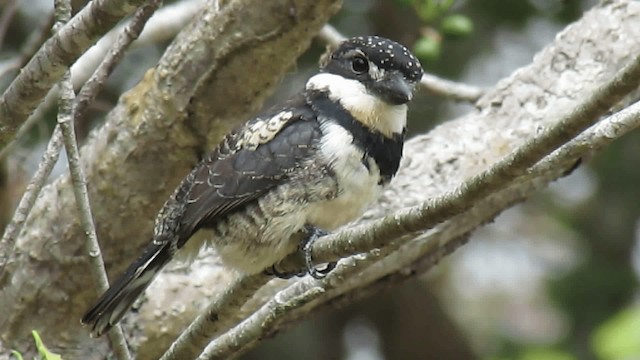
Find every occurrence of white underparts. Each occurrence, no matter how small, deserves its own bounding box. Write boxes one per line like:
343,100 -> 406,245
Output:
306,73 -> 407,137
305,121 -> 381,230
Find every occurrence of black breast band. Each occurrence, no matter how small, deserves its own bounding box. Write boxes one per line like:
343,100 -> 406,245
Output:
307,90 -> 404,183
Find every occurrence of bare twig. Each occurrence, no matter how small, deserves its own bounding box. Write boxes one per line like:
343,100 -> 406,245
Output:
318,24 -> 484,102
0,0 -> 22,50
325,97 -> 640,319
159,274 -> 271,360
0,0 -> 148,149
0,0 -> 197,159
0,128 -> 64,271
1,0 -> 162,272
75,0 -> 163,122
317,23 -> 345,47
71,0 -> 199,97
419,73 -> 483,102
197,278 -> 326,360
52,0 -> 133,355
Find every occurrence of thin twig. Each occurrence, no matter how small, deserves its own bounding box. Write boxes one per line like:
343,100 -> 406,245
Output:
317,23 -> 345,47
159,274 -> 270,360
197,278 -> 326,360
0,0 -> 22,50
0,128 -> 64,272
0,0 -> 196,159
419,73 -> 483,102
326,97 -> 640,319
75,0 -> 163,121
0,0 -> 148,149
317,24 -> 484,102
60,72 -> 134,360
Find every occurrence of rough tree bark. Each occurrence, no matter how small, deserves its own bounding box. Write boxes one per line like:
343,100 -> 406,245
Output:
1,0 -> 639,359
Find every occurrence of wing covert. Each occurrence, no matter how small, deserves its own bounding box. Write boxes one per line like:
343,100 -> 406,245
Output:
177,100 -> 320,244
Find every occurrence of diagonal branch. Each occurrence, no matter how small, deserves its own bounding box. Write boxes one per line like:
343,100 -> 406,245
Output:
196,95 -> 640,360
302,48 -> 640,268
0,0 -> 148,149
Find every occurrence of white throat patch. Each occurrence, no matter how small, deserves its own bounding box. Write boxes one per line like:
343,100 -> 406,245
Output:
306,73 -> 407,137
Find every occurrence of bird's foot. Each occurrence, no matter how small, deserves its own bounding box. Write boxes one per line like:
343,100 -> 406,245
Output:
263,225 -> 336,280
301,225 -> 336,279
264,264 -> 305,279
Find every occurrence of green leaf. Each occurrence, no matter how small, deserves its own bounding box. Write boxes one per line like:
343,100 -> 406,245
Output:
10,350 -> 24,360
592,306 -> 640,360
520,348 -> 575,360
441,14 -> 474,37
414,0 -> 455,22
413,37 -> 441,62
31,331 -> 62,360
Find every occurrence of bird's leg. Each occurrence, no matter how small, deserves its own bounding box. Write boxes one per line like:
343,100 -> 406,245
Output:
263,225 -> 336,279
301,225 -> 336,279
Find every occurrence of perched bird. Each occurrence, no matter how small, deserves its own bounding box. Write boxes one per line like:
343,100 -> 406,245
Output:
81,35 -> 423,337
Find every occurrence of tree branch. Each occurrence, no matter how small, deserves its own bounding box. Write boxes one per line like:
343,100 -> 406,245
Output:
0,0 -> 148,149
0,0 -> 172,160
195,95 -> 640,360
0,0 -> 161,274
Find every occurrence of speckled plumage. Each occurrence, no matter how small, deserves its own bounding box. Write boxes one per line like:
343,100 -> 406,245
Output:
81,36 -> 423,337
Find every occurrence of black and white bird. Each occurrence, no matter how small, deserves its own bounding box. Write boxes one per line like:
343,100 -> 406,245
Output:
81,35 -> 423,337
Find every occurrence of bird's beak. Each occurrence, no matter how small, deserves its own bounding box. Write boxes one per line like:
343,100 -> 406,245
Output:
374,71 -> 415,105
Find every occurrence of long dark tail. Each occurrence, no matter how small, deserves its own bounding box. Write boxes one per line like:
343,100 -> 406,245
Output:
81,241 -> 173,337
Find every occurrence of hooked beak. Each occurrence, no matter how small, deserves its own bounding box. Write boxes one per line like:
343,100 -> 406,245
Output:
373,71 -> 415,105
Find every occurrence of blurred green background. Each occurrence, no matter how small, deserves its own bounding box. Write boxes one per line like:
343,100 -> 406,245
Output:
2,0 -> 639,359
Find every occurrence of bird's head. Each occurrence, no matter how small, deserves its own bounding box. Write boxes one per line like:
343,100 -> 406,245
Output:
307,36 -> 423,136
320,36 -> 423,105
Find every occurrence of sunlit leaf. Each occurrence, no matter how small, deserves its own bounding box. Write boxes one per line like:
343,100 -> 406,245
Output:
31,331 -> 62,360
414,37 -> 441,61
592,306 -> 640,360
441,14 -> 474,37
10,350 -> 24,360
520,348 -> 575,360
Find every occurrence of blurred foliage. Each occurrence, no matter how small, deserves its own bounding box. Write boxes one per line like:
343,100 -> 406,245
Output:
395,0 -> 474,62
592,306 -> 640,360
489,348 -> 576,360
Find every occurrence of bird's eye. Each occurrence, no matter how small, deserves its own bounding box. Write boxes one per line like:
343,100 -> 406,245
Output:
351,56 -> 369,74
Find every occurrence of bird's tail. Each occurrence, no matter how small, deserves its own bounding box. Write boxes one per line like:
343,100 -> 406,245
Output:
81,241 -> 173,337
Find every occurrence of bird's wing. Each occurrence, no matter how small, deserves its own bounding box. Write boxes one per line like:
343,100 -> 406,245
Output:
176,97 -> 321,245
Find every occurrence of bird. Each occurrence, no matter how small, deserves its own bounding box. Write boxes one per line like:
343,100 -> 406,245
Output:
81,35 -> 424,337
